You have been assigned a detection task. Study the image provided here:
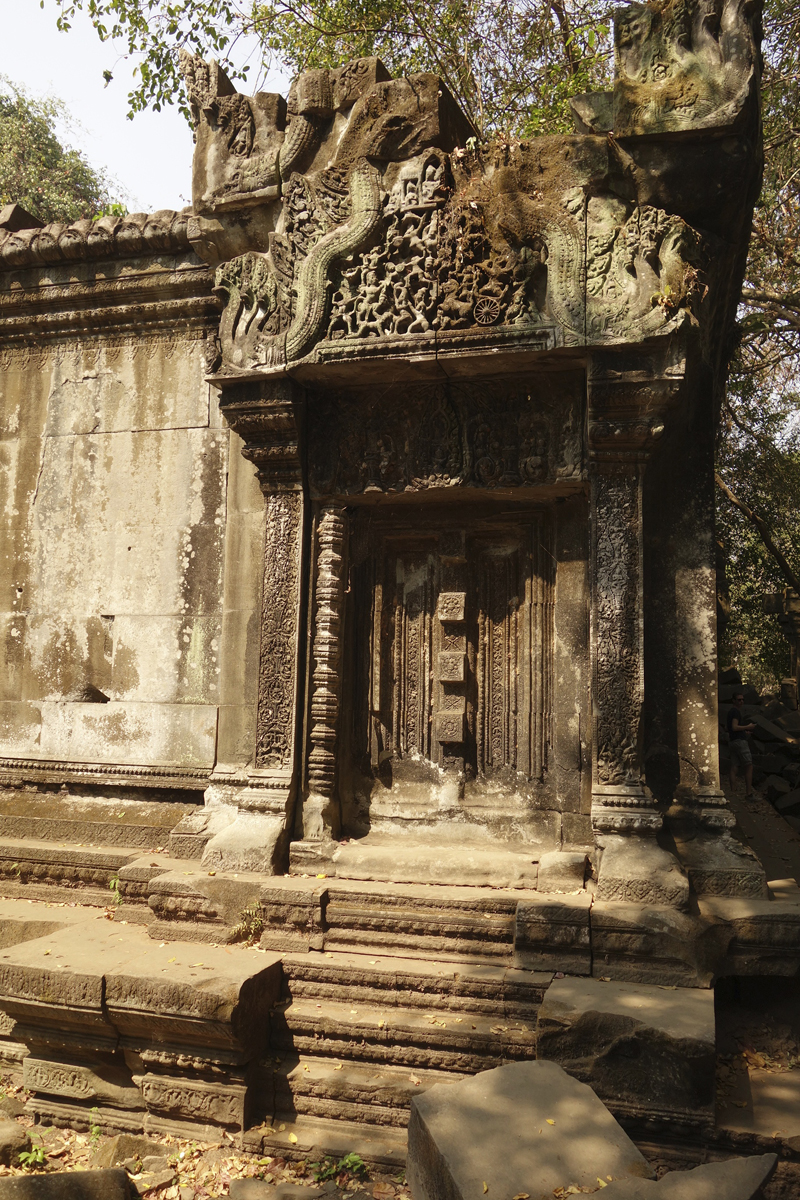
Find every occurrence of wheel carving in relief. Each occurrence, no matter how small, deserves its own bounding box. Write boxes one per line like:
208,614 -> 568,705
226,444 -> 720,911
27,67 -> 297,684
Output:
474,296 -> 501,325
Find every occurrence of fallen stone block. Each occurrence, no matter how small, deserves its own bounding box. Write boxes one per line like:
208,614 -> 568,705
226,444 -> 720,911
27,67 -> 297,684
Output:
514,893 -> 591,974
765,775 -> 790,803
407,1060 -> 654,1200
94,1134 -> 157,1170
0,1117 -> 29,1166
781,763 -> 800,787
775,788 -> 800,817
0,1169 -> 134,1200
230,1185 -> 320,1200
598,1153 -> 776,1198
752,753 -> 788,775
536,977 -> 715,1134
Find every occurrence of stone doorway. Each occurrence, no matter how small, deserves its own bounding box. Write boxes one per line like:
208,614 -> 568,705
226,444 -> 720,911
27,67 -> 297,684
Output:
340,504 -> 555,844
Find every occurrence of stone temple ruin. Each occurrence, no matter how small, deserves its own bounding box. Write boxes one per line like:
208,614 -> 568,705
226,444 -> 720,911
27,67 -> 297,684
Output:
0,0 -> 798,1174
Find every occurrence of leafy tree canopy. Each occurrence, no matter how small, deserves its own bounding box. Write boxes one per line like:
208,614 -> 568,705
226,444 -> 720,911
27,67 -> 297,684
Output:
0,76 -> 120,223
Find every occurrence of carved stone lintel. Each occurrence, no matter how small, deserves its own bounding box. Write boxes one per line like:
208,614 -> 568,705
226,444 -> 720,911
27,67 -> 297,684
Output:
304,505 -> 348,841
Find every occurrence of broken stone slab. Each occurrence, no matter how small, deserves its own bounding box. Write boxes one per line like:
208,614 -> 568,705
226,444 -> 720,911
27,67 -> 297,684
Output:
536,850 -> 588,894
0,1117 -> 29,1166
536,977 -> 715,1133
514,892 -> 591,974
596,837 -> 690,910
407,1059 -> 654,1200
94,1134 -> 161,1170
0,1170 -> 134,1200
597,1154 -> 776,1199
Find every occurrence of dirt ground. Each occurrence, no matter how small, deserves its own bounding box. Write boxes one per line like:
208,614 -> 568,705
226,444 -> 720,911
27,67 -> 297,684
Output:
0,1080 -> 411,1200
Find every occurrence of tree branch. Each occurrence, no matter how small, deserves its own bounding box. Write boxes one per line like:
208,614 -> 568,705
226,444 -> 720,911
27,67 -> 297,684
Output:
715,472 -> 800,593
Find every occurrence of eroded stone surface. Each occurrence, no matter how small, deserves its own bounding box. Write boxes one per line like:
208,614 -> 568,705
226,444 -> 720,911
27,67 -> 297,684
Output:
537,978 -> 715,1131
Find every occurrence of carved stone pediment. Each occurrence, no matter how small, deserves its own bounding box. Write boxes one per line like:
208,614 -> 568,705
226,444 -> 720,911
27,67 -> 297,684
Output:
179,0 -> 761,380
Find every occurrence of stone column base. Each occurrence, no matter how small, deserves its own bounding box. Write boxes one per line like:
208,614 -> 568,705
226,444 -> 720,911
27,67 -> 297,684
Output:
596,835 -> 690,909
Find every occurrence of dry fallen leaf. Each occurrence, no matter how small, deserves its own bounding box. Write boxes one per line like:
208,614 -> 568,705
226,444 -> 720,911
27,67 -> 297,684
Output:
288,1133 -> 298,1144
546,1119 -> 555,1125
512,1193 -> 530,1198
482,1184 -> 488,1194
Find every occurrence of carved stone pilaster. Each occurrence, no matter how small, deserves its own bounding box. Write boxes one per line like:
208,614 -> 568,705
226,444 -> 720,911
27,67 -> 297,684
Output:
303,505 -> 348,843
588,356 -> 690,908
203,376 -> 307,872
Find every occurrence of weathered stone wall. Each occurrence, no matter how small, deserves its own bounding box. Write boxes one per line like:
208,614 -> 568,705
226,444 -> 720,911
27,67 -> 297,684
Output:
0,222 -> 262,793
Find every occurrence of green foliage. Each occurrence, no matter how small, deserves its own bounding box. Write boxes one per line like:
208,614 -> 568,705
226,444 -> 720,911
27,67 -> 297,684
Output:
0,76 -> 119,223
716,0 -> 800,688
19,1144 -> 48,1169
108,874 -> 122,904
89,1106 -> 102,1143
230,901 -> 264,943
46,0 -> 612,135
310,1152 -> 367,1181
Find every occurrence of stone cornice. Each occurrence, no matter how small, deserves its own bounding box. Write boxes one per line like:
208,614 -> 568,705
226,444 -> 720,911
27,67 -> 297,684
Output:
0,210 -> 192,271
0,250 -> 219,348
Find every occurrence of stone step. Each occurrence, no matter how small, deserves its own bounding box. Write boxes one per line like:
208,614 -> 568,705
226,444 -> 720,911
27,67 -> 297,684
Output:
260,875 -> 533,963
0,794 -> 196,849
0,837 -> 141,904
271,1054 -> 459,1129
270,993 -> 538,1072
244,1111 -> 407,1169
281,950 -> 551,1018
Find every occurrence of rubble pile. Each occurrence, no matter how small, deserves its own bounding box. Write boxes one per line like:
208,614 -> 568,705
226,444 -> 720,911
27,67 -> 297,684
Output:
718,668 -> 800,828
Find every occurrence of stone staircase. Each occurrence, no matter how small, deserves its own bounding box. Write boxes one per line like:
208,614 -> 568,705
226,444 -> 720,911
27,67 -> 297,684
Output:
247,949 -> 551,1165
0,793 -> 198,905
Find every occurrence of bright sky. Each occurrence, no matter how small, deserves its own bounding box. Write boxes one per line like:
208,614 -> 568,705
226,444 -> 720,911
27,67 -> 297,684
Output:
0,2 -> 289,213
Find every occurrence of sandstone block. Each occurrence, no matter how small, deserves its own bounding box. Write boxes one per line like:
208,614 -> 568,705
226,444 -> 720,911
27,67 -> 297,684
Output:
407,1060 -> 654,1200
596,838 -> 689,910
775,789 -> 800,816
0,1170 -> 134,1200
514,893 -> 591,974
766,775 -> 790,802
673,835 -> 767,899
23,1058 -> 142,1111
597,1154 -> 776,1199
591,903 -> 712,987
536,978 -> 715,1131
536,850 -> 587,894
94,1134 -> 160,1170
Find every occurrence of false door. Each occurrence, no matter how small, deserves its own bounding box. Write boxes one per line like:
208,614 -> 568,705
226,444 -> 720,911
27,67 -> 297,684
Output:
348,507 -> 554,800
